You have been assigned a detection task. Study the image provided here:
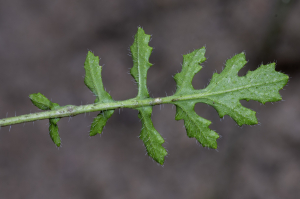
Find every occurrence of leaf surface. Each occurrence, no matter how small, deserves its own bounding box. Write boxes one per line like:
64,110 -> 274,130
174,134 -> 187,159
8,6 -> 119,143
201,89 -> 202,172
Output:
175,101 -> 219,148
49,118 -> 61,147
130,28 -> 167,164
174,49 -> 289,148
174,47 -> 206,95
198,53 -> 288,125
84,51 -> 115,136
89,110 -> 114,136
130,27 -> 153,99
84,51 -> 113,103
29,93 -> 53,110
29,93 -> 61,146
138,106 -> 167,165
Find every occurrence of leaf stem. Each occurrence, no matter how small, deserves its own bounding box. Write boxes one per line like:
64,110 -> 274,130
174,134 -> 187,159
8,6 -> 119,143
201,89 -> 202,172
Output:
0,96 -> 167,127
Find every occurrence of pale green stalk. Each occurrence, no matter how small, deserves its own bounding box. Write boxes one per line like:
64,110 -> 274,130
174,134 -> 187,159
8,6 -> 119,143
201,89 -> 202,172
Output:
0,97 -> 167,127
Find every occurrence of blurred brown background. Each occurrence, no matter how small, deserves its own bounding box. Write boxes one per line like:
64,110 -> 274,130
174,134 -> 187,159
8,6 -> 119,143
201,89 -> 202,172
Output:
0,0 -> 300,198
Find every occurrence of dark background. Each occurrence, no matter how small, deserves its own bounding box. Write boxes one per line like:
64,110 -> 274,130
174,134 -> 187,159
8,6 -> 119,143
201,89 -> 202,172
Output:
0,0 -> 300,198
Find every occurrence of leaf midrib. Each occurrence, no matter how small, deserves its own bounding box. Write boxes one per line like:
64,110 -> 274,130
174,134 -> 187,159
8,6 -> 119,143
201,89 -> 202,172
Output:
137,33 -> 142,98
87,57 -> 102,101
177,77 -> 287,101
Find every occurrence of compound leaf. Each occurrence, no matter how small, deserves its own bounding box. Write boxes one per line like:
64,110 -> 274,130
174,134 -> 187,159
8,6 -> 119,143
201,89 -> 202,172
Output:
84,51 -> 115,136
8,28 -> 286,164
138,106 -> 167,165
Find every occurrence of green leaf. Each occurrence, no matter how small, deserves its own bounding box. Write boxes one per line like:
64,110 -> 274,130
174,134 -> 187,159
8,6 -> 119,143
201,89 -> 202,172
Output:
199,52 -> 289,125
49,103 -> 61,146
49,118 -> 61,147
84,51 -> 114,103
129,28 -> 167,164
84,51 -> 115,136
6,28 -> 287,164
173,49 -> 289,148
174,47 -> 206,95
138,106 -> 167,165
130,27 -> 153,99
29,93 -> 62,147
29,93 -> 53,110
175,101 -> 219,148
89,110 -> 114,136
